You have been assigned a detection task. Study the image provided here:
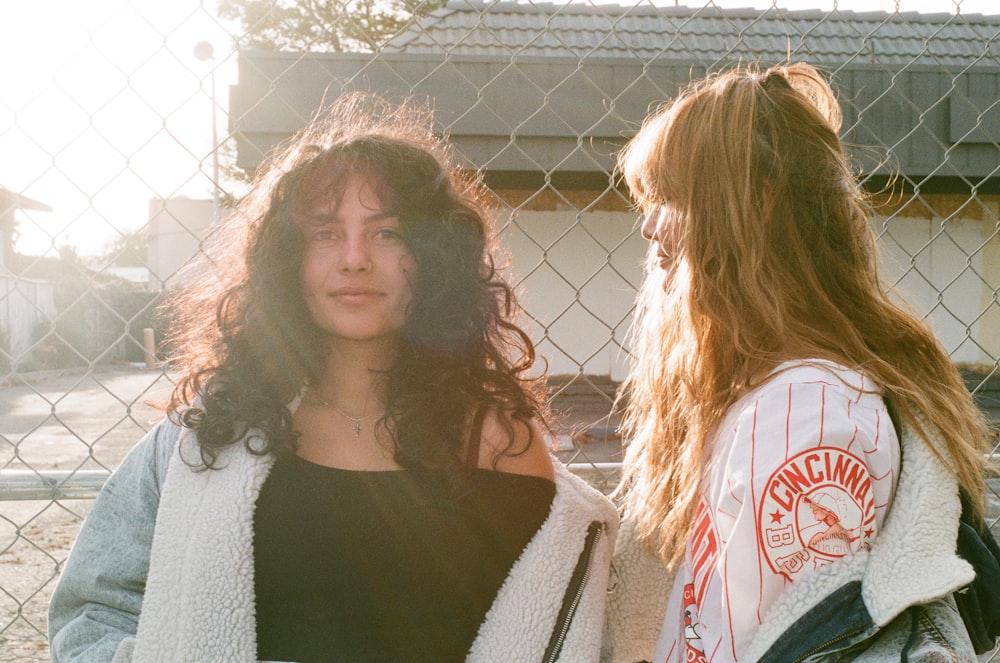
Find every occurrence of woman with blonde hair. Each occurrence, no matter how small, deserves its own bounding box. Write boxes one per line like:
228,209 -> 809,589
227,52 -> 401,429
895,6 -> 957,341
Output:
604,62 -> 994,662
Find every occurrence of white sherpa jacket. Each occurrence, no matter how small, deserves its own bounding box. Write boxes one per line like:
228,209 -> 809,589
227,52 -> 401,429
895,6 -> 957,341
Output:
49,419 -> 619,663
602,422 -> 977,662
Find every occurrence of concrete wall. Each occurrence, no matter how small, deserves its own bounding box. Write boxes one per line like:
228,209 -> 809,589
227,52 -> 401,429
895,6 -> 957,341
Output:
500,209 -> 644,381
879,196 -> 1000,368
501,199 -> 1000,380
146,198 -> 219,291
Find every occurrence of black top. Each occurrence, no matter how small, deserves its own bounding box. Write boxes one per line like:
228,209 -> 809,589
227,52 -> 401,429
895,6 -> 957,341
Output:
253,454 -> 556,663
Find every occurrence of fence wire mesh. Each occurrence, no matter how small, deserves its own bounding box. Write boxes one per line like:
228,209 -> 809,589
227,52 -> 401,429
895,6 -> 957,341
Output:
1,0 -> 999,660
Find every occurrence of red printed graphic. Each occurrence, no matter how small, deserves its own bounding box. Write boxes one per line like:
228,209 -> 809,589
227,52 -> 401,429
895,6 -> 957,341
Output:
757,447 -> 876,581
682,583 -> 707,663
689,500 -> 719,612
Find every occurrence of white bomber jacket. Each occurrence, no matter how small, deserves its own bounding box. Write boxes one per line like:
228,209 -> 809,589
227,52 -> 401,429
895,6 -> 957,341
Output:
602,416 -> 977,663
49,418 -> 619,663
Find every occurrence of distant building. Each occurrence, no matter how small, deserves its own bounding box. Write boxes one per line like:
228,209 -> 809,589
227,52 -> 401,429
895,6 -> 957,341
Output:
146,197 -> 225,291
0,187 -> 51,270
0,187 -> 55,363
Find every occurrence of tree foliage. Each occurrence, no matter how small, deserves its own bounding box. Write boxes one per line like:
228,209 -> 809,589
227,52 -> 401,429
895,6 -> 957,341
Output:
101,230 -> 148,268
217,0 -> 447,52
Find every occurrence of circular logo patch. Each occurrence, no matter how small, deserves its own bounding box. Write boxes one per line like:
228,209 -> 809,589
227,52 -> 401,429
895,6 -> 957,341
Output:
757,447 -> 876,581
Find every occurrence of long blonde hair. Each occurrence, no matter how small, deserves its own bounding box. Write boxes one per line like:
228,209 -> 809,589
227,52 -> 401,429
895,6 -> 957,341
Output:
617,62 -> 992,568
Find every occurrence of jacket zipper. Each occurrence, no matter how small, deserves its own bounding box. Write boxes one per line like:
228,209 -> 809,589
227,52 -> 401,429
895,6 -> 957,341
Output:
542,521 -> 603,663
791,625 -> 868,662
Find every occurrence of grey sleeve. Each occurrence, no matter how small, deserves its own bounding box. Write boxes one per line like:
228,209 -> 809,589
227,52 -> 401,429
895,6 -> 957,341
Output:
47,419 -> 179,663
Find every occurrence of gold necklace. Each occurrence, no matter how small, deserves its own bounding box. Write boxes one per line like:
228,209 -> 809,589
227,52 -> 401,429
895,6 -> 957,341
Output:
310,392 -> 367,437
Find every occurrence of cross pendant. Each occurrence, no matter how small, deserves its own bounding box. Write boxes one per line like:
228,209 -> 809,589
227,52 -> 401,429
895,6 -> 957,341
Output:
353,420 -> 362,437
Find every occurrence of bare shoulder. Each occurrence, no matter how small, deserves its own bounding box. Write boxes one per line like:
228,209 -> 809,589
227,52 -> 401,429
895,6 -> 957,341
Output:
473,408 -> 555,481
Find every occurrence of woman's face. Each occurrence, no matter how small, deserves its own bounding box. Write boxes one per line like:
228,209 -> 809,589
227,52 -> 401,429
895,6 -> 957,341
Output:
640,202 -> 685,287
298,170 -> 417,347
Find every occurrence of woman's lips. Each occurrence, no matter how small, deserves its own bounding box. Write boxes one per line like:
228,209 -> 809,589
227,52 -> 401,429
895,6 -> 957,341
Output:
329,286 -> 380,303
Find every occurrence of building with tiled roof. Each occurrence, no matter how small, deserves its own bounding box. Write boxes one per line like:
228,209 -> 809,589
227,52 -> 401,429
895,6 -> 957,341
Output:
228,2 -> 1000,377
384,2 -> 999,67
231,2 -> 1000,188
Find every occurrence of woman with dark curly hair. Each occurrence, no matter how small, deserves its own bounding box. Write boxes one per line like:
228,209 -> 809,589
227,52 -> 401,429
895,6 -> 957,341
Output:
48,94 -> 618,663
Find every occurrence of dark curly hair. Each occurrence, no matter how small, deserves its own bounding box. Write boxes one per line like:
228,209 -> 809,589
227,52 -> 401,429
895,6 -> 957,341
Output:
159,93 -> 546,472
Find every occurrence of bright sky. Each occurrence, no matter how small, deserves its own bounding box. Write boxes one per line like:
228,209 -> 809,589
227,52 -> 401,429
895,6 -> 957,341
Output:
1,0 -> 996,257
1,0 -> 232,257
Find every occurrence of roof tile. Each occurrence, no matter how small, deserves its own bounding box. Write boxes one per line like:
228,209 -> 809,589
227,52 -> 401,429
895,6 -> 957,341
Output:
383,1 -> 1000,66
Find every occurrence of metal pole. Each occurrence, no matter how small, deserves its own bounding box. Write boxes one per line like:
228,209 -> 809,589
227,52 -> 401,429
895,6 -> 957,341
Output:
209,63 -> 220,223
194,41 -> 220,223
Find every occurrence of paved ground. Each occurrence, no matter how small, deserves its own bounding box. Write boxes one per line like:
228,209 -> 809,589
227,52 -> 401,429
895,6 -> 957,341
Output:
1,366 -> 176,474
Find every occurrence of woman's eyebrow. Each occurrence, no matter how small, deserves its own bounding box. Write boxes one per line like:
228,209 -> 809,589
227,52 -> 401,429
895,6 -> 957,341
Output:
365,211 -> 397,222
299,210 -> 339,225
299,209 -> 397,225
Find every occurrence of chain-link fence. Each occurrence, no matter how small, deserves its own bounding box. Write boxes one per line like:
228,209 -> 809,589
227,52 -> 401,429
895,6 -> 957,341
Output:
2,0 -> 999,660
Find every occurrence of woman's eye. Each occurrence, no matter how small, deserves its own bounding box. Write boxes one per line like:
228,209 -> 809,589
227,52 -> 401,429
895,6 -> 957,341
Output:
310,229 -> 337,241
374,227 -> 402,240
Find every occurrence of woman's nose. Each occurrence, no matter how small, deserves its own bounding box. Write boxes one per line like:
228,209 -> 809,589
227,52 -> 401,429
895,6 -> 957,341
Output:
641,207 -> 664,241
340,234 -> 371,271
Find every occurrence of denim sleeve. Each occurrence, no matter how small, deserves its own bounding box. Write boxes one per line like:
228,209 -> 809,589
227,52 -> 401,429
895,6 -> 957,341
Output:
48,418 -> 180,663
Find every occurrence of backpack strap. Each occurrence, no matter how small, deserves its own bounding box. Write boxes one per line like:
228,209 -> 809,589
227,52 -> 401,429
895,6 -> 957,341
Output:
955,488 -> 1000,654
465,405 -> 489,469
886,394 -> 1000,654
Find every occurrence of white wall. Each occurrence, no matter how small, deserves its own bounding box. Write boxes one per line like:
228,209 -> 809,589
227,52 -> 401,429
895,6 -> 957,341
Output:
500,209 -> 646,381
878,200 -> 1000,368
500,205 -> 999,380
146,198 -> 219,291
144,196 -> 998,376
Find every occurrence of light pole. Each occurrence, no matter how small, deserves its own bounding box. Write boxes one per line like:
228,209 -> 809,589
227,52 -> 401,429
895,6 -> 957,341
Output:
194,41 -> 220,223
